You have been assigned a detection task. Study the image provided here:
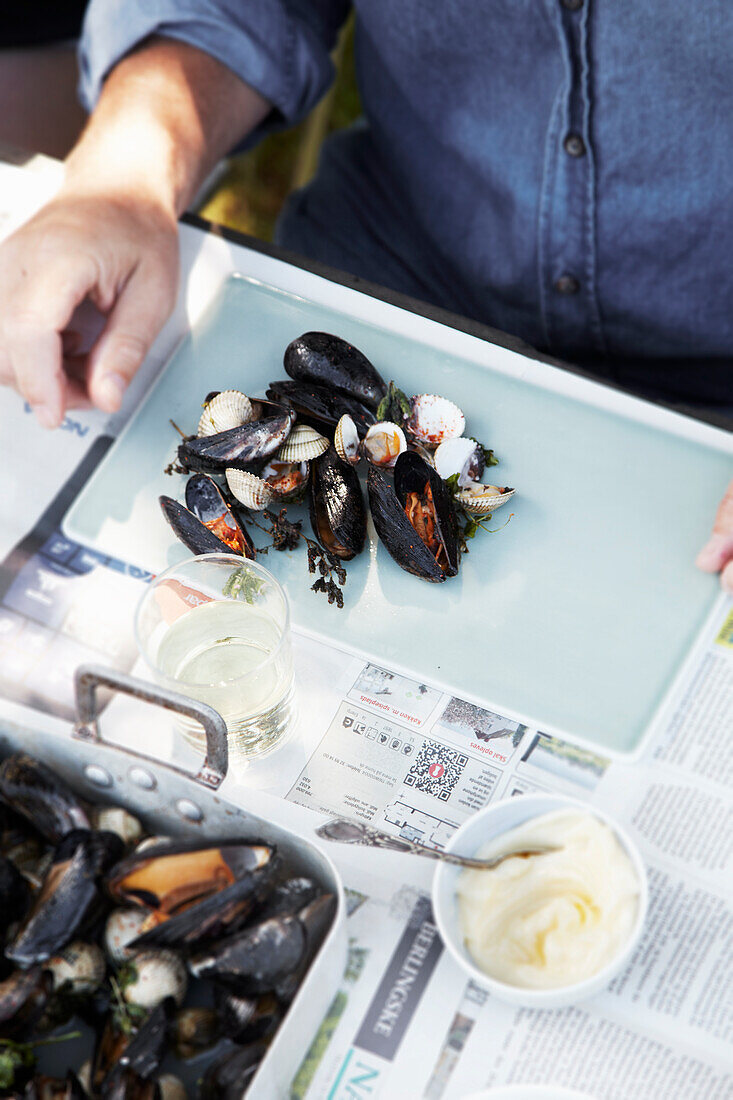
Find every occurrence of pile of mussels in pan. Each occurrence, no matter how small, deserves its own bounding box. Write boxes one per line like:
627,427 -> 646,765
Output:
161,332 -> 515,599
0,753 -> 335,1098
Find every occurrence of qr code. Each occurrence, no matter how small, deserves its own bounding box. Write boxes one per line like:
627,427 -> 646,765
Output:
404,740 -> 468,801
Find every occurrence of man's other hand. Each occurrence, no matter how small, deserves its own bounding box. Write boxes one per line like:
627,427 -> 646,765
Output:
697,479 -> 733,593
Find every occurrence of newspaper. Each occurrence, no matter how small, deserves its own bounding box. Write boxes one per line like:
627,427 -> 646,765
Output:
0,156 -> 731,1100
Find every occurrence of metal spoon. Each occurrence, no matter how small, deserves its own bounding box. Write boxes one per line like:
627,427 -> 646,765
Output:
316,817 -> 559,870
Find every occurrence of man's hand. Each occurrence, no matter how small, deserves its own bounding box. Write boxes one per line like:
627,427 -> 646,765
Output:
0,190 -> 178,427
696,479 -> 733,593
0,37 -> 270,428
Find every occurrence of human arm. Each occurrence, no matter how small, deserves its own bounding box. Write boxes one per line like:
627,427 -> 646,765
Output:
696,479 -> 733,593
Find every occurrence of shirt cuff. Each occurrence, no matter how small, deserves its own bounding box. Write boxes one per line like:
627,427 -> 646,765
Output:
78,0 -> 338,142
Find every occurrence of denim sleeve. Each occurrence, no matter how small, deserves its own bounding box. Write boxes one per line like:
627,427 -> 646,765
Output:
78,0 -> 351,140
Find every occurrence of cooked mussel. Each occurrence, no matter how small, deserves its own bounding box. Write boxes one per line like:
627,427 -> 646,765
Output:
199,1039 -> 269,1100
0,855 -> 32,932
266,380 -> 375,438
7,830 -> 124,968
309,448 -> 366,561
177,411 -> 295,474
274,894 -> 337,1003
284,331 -> 387,410
0,755 -> 90,843
215,989 -> 281,1044
117,998 -> 173,1081
23,1071 -> 88,1100
106,839 -> 274,919
185,473 -> 255,557
0,966 -> 53,1040
368,451 -> 459,582
159,497 -> 236,556
255,877 -> 319,921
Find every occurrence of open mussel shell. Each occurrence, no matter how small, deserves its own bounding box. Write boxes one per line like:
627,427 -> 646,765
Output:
199,1039 -> 269,1100
118,998 -> 174,1079
407,393 -> 465,448
0,965 -> 53,1040
309,447 -> 367,561
267,380 -> 376,438
455,483 -> 515,514
23,1071 -> 88,1100
274,893 -> 337,1003
184,473 -> 255,557
215,989 -> 282,1044
159,495 -> 249,558
7,829 -> 124,968
177,409 -> 295,474
255,876 -> 319,921
334,414 -> 361,465
363,422 -> 407,468
106,838 -> 275,915
0,855 -> 32,932
433,437 -> 485,486
0,753 -> 90,843
197,390 -> 253,437
368,452 -> 459,582
275,423 -> 329,462
284,331 -> 387,410
224,469 -> 274,511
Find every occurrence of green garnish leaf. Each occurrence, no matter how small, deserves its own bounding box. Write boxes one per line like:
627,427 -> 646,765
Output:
223,567 -> 266,604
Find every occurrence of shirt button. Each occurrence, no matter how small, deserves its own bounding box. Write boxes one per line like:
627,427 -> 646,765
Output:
563,133 -> 586,157
555,274 -> 580,295
561,0 -> 584,10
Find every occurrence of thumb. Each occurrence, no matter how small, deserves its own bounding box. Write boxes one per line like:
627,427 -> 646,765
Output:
696,478 -> 733,573
87,264 -> 175,413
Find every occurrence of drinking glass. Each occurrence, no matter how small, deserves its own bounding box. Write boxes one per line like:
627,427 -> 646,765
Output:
135,553 -> 295,761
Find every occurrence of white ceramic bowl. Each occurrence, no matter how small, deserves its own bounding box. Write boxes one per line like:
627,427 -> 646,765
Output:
432,793 -> 648,1009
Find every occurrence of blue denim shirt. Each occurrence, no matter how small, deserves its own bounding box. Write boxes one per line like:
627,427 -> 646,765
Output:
80,1 -> 733,402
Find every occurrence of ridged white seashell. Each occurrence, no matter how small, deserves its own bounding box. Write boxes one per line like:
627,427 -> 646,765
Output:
334,414 -> 361,465
91,806 -> 144,846
408,394 -> 465,447
225,469 -> 274,511
363,422 -> 407,468
47,941 -> 106,995
276,423 -> 329,462
197,390 -> 253,437
104,908 -> 149,965
433,437 -> 484,487
455,483 -> 515,515
123,949 -> 188,1009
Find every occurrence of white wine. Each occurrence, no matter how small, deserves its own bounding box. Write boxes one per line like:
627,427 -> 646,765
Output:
155,599 -> 294,758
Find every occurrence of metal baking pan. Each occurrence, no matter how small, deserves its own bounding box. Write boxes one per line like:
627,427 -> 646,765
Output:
0,663 -> 347,1098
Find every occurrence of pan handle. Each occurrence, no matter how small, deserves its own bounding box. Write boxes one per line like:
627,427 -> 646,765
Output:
72,663 -> 228,789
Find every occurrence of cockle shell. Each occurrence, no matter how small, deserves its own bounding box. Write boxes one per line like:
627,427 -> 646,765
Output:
91,806 -> 145,846
159,1075 -> 188,1100
276,423 -> 329,462
260,459 -> 309,500
104,908 -> 149,964
407,393 -> 465,448
433,437 -> 484,487
455,483 -> 515,515
197,390 -> 253,437
362,422 -> 407,468
47,941 -> 106,995
334,414 -> 361,465
225,469 -> 274,511
123,949 -> 188,1009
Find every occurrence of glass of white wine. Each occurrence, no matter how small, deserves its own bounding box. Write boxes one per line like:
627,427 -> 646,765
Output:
135,553 -> 295,762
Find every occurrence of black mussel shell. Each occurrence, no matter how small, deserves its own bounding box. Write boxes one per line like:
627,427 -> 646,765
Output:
0,966 -> 53,1041
7,830 -> 122,968
188,913 -> 306,994
255,877 -> 319,921
275,893 -> 336,1003
199,1039 -> 269,1100
117,998 -> 173,1081
102,1070 -> 160,1100
368,452 -> 459,582
0,855 -> 32,932
129,857 -> 277,951
310,447 -> 367,561
92,1014 -> 129,1094
284,331 -> 387,410
106,839 -> 274,916
215,989 -> 281,1044
184,474 -> 256,558
25,1072 -> 89,1100
160,496 -> 237,556
266,380 -> 375,438
0,755 -> 90,843
177,410 -> 295,474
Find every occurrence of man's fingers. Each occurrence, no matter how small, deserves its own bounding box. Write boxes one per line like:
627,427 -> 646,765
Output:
696,479 -> 733,573
721,560 -> 733,596
7,325 -> 67,428
86,263 -> 174,413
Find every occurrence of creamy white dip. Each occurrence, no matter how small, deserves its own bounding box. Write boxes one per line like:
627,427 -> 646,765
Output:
457,809 -> 640,989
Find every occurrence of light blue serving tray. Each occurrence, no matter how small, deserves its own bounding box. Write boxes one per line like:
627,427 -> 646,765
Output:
64,274 -> 731,755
